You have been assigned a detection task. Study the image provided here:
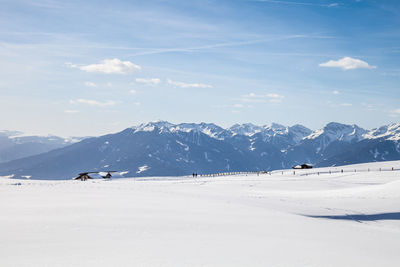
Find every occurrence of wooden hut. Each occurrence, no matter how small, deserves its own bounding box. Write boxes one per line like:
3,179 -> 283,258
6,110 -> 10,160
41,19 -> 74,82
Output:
292,163 -> 313,169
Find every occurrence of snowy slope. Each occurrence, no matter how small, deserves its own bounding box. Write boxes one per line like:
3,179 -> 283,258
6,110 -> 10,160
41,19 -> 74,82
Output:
0,161 -> 399,266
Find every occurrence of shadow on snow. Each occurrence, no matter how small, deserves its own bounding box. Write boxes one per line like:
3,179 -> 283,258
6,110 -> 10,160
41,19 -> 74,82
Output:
305,212 -> 400,222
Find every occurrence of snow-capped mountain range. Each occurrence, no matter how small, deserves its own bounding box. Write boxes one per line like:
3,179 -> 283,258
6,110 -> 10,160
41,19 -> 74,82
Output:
0,121 -> 399,179
0,130 -> 85,163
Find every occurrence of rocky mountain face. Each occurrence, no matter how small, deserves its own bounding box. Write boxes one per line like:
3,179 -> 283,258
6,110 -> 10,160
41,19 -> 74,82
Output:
0,121 -> 399,179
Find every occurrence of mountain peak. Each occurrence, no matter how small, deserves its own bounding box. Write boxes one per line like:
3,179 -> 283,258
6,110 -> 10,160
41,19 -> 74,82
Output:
229,123 -> 262,136
264,122 -> 286,130
131,121 -> 174,133
305,122 -> 366,143
364,123 -> 400,141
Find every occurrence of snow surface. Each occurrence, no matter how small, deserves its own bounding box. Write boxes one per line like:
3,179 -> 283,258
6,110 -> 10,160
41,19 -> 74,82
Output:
1,161 -> 400,266
136,165 -> 150,174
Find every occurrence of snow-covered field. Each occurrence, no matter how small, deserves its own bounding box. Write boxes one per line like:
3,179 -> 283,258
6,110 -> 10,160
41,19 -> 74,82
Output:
1,161 -> 400,266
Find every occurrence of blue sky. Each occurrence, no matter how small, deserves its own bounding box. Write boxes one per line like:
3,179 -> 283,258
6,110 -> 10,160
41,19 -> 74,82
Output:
0,0 -> 399,136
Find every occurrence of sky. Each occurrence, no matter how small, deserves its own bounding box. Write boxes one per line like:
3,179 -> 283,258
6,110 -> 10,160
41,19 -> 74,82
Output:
0,0 -> 399,137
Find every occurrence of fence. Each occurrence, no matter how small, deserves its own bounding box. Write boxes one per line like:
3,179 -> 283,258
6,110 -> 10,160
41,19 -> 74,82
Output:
195,166 -> 400,178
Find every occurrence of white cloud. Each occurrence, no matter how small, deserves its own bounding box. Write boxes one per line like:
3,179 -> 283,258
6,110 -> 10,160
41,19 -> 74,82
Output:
69,58 -> 141,74
64,110 -> 79,114
267,93 -> 284,99
242,93 -> 265,98
332,90 -> 340,95
65,62 -> 78,68
339,103 -> 352,107
241,93 -> 267,103
269,99 -> 283,103
167,79 -> 212,88
240,92 -> 284,103
129,89 -> 137,95
233,104 -> 244,108
136,78 -> 161,86
389,109 -> 400,117
361,103 -> 378,111
267,93 -> 284,103
106,82 -> 113,87
70,99 -> 117,107
84,81 -> 97,87
327,3 -> 338,7
255,0 -> 339,8
327,101 -> 353,108
319,57 -> 376,70
241,93 -> 285,103
134,102 -> 141,106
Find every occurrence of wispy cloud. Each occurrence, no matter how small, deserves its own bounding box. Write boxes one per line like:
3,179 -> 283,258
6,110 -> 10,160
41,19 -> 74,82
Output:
84,81 -> 97,87
27,0 -> 68,9
388,108 -> 400,117
241,93 -> 267,103
64,110 -> 80,114
339,103 -> 352,107
332,90 -> 340,95
130,34 -> 333,57
135,78 -> 161,86
129,89 -> 137,95
167,79 -> 212,88
389,108 -> 400,116
361,103 -> 379,111
241,92 -> 284,103
67,58 -> 141,74
233,104 -> 244,108
327,101 -> 353,108
70,99 -> 117,107
267,93 -> 284,103
253,0 -> 339,8
319,57 -> 376,70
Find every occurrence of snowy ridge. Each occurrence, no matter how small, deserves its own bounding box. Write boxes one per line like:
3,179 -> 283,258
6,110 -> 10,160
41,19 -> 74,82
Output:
1,121 -> 400,179
228,123 -> 263,136
364,123 -> 400,141
304,122 -> 367,142
304,122 -> 400,143
130,120 -> 400,145
131,121 -> 225,138
131,121 -> 312,144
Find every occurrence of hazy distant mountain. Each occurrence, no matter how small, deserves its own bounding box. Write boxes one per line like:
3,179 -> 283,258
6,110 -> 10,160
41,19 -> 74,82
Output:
0,130 -> 85,163
0,121 -> 399,179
